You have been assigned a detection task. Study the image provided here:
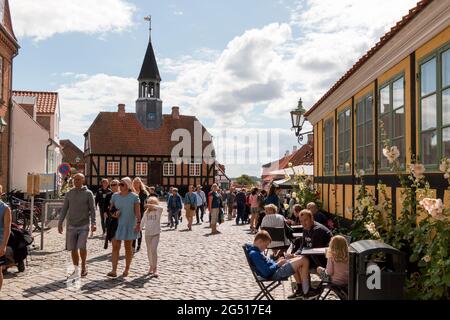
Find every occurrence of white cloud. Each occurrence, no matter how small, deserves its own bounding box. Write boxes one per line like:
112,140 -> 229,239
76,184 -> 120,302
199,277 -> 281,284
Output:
55,0 -> 421,176
10,0 -> 136,41
57,73 -> 136,137
173,11 -> 184,16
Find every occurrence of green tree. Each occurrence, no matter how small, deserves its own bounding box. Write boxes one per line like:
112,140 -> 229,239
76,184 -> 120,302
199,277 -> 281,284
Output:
235,174 -> 255,186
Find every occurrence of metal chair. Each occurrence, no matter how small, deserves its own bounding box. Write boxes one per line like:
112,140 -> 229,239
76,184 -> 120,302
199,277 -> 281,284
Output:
315,281 -> 348,300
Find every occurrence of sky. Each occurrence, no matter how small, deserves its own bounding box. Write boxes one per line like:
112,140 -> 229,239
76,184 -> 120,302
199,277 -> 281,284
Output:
10,0 -> 419,178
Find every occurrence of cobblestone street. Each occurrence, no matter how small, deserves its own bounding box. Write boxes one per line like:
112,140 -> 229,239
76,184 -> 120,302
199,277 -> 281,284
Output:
1,205 -> 295,300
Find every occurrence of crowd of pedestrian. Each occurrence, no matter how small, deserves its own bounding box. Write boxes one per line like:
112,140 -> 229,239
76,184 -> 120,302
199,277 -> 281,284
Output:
53,175 -> 231,281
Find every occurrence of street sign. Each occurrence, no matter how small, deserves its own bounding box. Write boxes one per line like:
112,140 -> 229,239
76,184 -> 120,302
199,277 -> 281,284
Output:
27,174 -> 40,196
39,174 -> 56,191
58,163 -> 71,176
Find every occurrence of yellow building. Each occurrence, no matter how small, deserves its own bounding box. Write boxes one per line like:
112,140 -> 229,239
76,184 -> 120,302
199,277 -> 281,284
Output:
304,0 -> 450,219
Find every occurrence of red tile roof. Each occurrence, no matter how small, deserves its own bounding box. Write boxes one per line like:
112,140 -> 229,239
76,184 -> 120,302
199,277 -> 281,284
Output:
12,91 -> 59,114
305,0 -> 433,117
86,112 -> 214,157
261,142 -> 314,182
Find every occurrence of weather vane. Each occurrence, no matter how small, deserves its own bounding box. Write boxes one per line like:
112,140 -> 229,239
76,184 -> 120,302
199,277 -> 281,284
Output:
144,15 -> 152,42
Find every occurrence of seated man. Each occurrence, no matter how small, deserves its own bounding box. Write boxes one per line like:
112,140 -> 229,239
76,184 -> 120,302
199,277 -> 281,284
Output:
285,209 -> 332,298
306,202 -> 328,227
246,230 -> 318,299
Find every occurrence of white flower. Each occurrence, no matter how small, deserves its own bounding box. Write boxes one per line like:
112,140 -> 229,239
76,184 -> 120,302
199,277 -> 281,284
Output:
410,163 -> 426,180
382,146 -> 400,164
422,255 -> 431,263
420,198 -> 446,221
439,161 -> 447,173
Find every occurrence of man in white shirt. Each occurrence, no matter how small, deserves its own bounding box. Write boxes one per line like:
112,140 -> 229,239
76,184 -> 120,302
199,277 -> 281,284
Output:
195,185 -> 207,224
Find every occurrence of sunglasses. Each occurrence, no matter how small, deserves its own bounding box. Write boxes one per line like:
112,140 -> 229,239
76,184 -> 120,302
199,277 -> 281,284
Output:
111,184 -> 118,187
119,183 -> 126,187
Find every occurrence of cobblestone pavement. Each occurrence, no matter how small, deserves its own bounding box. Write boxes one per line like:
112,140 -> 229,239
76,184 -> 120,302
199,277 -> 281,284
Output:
1,204 -> 331,300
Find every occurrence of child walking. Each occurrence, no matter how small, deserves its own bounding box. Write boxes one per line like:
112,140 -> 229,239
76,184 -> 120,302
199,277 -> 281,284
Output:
141,197 -> 163,277
317,235 -> 349,286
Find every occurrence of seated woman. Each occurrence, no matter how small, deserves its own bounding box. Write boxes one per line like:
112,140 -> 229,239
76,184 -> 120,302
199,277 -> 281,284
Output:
246,231 -> 319,299
317,235 -> 349,287
260,204 -> 290,254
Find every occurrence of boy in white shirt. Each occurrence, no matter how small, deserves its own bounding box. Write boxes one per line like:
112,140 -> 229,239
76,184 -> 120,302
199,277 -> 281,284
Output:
141,197 -> 163,277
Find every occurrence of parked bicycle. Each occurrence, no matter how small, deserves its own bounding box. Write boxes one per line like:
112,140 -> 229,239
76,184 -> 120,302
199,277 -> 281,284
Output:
2,190 -> 43,232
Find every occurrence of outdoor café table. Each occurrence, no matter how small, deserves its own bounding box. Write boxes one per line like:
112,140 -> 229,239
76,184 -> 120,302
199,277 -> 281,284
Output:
293,232 -> 303,239
300,247 -> 328,268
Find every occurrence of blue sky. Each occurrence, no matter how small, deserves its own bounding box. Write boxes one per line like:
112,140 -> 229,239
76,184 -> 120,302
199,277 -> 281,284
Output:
10,0 -> 418,177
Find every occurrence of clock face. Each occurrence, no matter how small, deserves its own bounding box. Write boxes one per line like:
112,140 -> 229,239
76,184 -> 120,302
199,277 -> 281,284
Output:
147,112 -> 156,121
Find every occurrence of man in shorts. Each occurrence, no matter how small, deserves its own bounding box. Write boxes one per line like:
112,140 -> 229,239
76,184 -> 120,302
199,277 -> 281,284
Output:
246,230 -> 319,299
58,174 -> 96,279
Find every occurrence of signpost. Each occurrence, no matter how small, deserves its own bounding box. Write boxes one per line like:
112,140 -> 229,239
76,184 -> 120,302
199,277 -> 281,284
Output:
27,173 -> 59,250
58,163 -> 71,176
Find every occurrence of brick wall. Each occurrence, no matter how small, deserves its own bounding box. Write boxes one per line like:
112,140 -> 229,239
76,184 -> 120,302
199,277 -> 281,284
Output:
0,26 -> 19,190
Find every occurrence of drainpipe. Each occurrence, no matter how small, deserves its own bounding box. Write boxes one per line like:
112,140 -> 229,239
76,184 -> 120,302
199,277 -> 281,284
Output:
8,44 -> 20,192
46,138 -> 53,174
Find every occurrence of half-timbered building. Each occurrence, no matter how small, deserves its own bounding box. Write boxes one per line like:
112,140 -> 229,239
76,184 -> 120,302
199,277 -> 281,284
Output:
84,28 -> 216,194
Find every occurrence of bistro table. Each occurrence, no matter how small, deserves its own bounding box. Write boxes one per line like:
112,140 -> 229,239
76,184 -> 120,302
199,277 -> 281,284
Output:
300,247 -> 328,267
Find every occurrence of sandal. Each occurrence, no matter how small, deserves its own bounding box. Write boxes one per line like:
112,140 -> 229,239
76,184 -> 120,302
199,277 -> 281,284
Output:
81,270 -> 88,277
107,271 -> 117,278
122,270 -> 129,277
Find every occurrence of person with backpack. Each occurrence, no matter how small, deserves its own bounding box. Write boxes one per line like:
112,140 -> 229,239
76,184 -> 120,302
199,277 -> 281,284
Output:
0,184 -> 12,290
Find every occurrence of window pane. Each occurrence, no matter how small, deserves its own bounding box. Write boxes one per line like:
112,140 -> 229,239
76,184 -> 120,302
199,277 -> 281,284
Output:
357,103 -> 364,125
357,126 -> 363,148
443,49 -> 450,88
421,95 -> 437,131
357,147 -> 364,171
344,151 -> 350,170
394,107 -> 404,139
421,58 -> 436,96
380,114 -> 391,140
366,96 -> 373,121
380,86 -> 390,114
345,109 -> 351,129
393,78 -> 404,108
393,138 -> 405,166
366,122 -> 373,145
443,127 -> 450,158
443,88 -> 450,126
421,130 -> 438,165
379,144 -> 388,169
365,145 -> 374,172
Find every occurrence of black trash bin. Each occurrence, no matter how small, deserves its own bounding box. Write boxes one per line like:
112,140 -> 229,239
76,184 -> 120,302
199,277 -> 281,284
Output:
348,240 -> 406,300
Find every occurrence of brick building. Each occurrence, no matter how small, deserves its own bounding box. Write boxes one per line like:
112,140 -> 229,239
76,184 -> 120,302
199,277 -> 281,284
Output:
0,0 -> 19,190
60,139 -> 85,173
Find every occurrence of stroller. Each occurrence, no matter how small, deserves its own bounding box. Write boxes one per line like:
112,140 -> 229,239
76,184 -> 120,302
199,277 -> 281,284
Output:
3,223 -> 34,273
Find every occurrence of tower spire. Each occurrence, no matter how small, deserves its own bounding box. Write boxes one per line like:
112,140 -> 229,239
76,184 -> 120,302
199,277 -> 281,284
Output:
144,15 -> 152,42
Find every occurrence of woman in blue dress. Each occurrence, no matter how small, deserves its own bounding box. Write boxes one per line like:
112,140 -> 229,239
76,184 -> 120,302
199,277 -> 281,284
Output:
0,185 -> 12,290
107,177 -> 141,278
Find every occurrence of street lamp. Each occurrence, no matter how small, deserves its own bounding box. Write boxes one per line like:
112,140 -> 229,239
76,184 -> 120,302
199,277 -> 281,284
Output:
0,117 -> 7,134
290,98 -> 312,144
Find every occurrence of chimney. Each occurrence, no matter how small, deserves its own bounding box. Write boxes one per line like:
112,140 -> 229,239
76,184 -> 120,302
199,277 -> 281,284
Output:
171,106 -> 180,119
118,104 -> 126,117
284,150 -> 290,157
308,134 -> 314,145
292,145 -> 298,153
